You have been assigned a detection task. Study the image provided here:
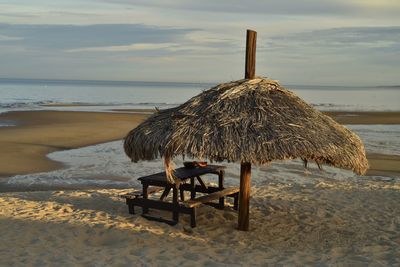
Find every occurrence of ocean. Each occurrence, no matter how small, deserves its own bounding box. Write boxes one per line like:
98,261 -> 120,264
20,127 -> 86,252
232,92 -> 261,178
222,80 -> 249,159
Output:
0,78 -> 399,189
1,78 -> 400,114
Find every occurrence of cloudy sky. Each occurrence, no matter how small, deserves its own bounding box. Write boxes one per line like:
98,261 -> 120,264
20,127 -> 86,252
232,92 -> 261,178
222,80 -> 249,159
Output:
1,0 -> 399,85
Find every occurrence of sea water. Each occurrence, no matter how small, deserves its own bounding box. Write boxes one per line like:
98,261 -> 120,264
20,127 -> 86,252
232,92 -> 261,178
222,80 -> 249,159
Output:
1,78 -> 399,113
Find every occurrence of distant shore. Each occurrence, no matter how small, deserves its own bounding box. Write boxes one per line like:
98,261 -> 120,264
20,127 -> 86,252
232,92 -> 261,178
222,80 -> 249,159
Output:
112,109 -> 400,124
324,111 -> 400,124
0,110 -> 399,182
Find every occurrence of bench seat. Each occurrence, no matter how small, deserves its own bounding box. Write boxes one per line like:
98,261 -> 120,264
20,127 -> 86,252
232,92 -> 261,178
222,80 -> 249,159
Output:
182,187 -> 240,208
121,187 -> 164,199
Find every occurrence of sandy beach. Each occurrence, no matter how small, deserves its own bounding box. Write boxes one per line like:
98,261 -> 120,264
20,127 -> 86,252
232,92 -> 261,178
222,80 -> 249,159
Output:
1,179 -> 399,266
1,0 -> 399,264
0,109 -> 399,265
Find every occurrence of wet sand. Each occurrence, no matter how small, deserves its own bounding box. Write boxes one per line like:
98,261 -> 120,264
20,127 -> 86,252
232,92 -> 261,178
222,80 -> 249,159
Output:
325,111 -> 400,125
0,111 -> 149,178
328,111 -> 400,176
1,110 -> 399,179
367,154 -> 400,177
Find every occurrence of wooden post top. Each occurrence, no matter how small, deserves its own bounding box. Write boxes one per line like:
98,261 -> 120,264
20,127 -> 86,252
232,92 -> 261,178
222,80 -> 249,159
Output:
245,29 -> 257,79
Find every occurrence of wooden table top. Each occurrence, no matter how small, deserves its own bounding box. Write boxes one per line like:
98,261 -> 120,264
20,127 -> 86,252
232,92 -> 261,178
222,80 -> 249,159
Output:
138,165 -> 225,184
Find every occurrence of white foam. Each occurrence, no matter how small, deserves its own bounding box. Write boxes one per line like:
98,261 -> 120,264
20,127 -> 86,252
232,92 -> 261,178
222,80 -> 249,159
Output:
0,123 -> 15,127
347,124 -> 400,155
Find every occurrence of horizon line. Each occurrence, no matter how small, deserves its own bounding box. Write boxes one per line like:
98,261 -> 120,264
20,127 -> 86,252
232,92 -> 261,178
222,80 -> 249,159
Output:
0,77 -> 399,88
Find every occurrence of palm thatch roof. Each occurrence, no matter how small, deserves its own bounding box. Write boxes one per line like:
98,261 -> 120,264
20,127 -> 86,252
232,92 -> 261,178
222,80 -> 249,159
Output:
124,77 -> 369,182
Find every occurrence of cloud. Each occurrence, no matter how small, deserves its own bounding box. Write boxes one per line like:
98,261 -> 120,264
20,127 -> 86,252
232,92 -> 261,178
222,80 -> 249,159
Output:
0,2 -> 399,86
63,29 -> 238,55
255,26 -> 400,85
0,23 -> 195,50
66,42 -> 178,52
264,26 -> 400,52
106,0 -> 400,16
0,22 -> 240,57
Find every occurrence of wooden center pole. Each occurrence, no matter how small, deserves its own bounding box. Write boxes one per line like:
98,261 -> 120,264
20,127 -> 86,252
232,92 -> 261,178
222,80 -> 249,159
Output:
238,162 -> 251,230
245,29 -> 257,80
238,29 -> 257,231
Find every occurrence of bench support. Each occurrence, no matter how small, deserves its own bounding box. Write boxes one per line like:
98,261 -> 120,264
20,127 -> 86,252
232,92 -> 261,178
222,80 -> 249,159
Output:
218,170 -> 225,209
142,184 -> 149,214
172,187 -> 179,222
123,188 -> 239,228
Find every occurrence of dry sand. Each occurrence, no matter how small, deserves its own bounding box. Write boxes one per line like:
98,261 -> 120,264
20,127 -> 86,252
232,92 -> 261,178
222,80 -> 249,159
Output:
0,111 -> 149,178
0,179 -> 399,266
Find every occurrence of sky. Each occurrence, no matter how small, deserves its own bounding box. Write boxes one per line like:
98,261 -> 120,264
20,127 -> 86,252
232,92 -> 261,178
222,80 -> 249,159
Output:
0,0 -> 400,85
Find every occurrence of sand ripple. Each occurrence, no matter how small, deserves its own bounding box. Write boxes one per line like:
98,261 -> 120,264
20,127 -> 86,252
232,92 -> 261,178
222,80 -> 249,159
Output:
1,178 -> 399,266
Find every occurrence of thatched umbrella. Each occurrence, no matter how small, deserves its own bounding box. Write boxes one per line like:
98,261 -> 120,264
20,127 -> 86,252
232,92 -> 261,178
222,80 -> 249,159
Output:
124,30 -> 369,231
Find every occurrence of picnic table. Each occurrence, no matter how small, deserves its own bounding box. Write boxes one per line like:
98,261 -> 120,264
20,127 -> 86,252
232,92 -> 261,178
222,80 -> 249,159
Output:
122,165 -> 239,227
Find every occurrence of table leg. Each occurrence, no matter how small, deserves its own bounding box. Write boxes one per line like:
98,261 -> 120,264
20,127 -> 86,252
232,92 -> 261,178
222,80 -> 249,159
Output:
196,176 -> 208,190
190,177 -> 196,199
172,186 -> 179,222
179,186 -> 185,201
190,208 -> 196,228
160,185 -> 171,201
142,184 -> 149,214
128,200 -> 135,214
234,193 -> 239,210
218,170 -> 225,209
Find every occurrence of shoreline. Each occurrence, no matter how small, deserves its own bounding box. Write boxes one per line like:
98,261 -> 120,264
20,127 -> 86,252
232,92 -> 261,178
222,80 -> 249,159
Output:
0,110 -> 149,178
0,109 -> 399,184
324,111 -> 400,124
111,109 -> 400,124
